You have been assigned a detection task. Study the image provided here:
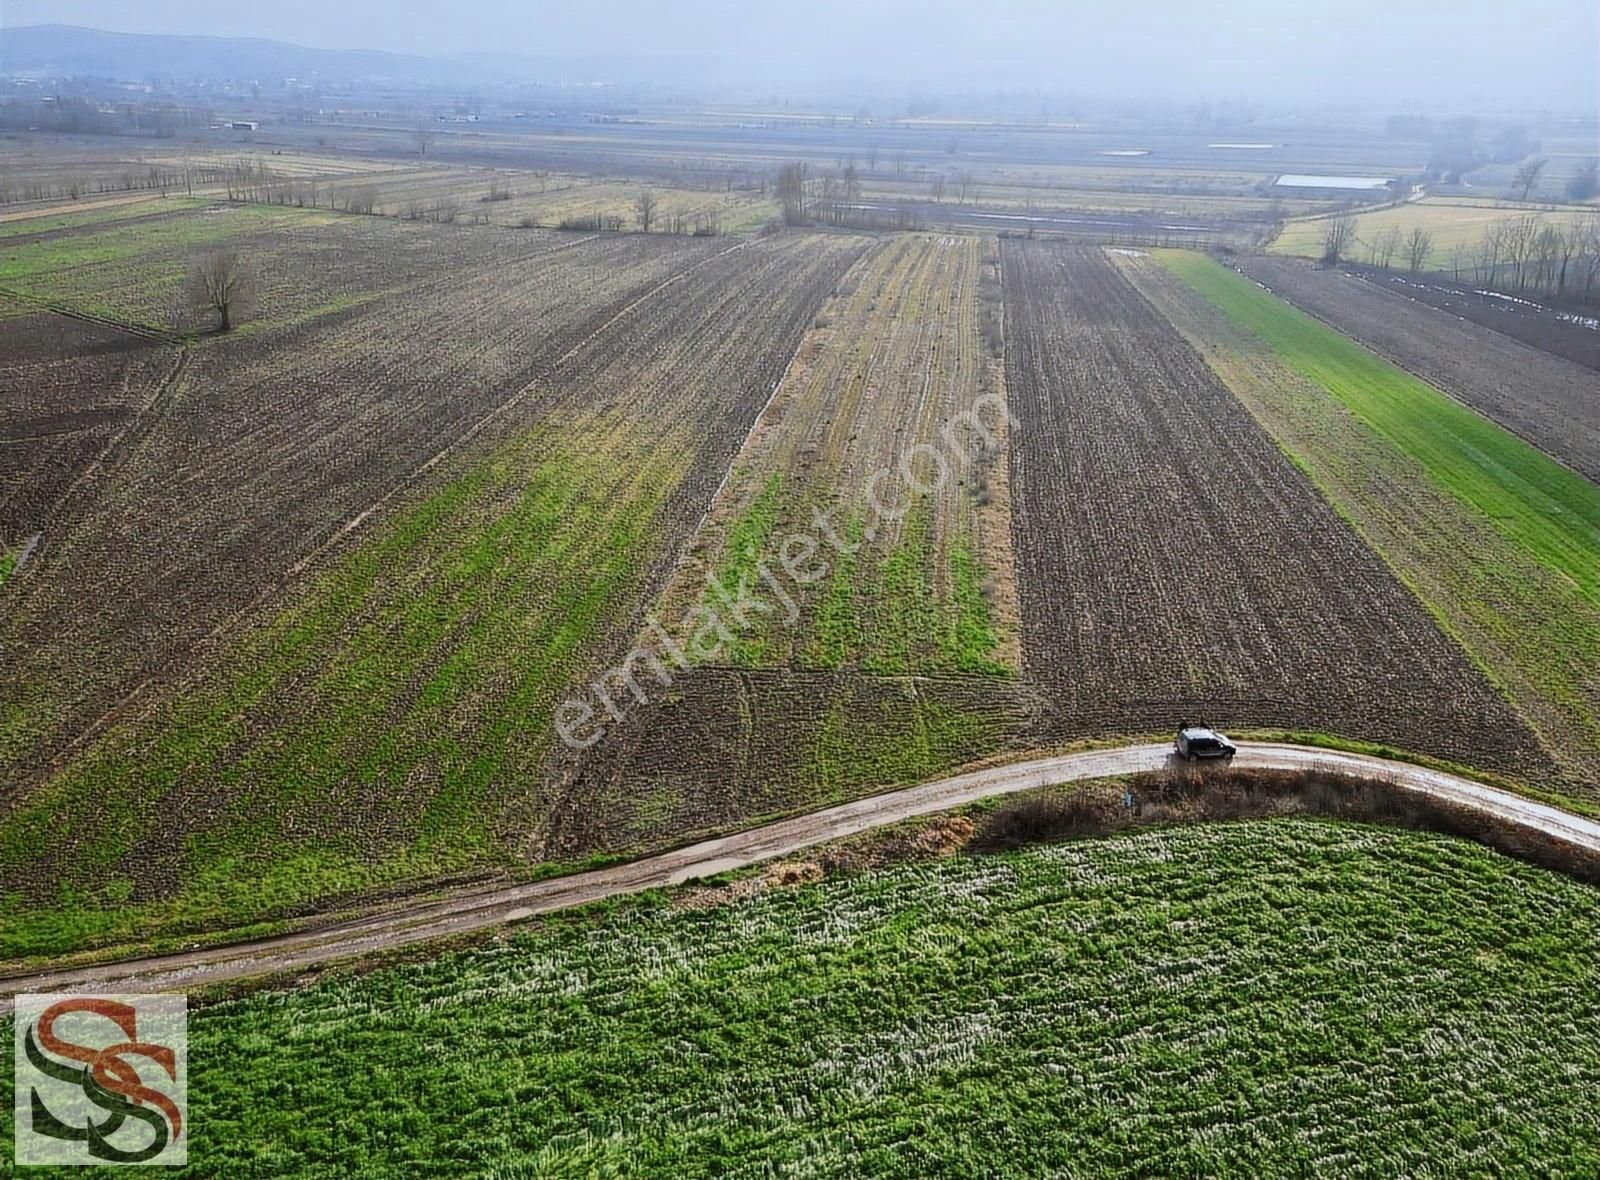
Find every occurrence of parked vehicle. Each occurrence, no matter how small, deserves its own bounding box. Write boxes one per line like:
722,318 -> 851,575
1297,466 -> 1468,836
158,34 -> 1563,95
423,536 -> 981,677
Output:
1175,722 -> 1237,762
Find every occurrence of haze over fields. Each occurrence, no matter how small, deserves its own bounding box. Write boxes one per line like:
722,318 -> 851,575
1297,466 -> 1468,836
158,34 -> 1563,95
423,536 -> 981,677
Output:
2,0 -> 1599,1174
7,0 -> 1599,109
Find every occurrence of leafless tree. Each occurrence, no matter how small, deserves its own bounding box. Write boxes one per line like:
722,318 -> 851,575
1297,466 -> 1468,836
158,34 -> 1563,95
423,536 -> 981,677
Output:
1531,225 -> 1563,290
1321,216 -> 1357,265
1376,226 -> 1403,269
842,160 -> 861,203
866,145 -> 880,172
1577,215 -> 1600,302
1511,157 -> 1547,202
634,189 -> 659,232
956,171 -> 976,204
776,162 -> 810,225
1405,226 -> 1433,272
1552,225 -> 1580,294
1474,221 -> 1505,284
338,184 -> 379,215
185,251 -> 256,332
1502,215 -> 1541,288
930,173 -> 946,202
415,125 -> 433,158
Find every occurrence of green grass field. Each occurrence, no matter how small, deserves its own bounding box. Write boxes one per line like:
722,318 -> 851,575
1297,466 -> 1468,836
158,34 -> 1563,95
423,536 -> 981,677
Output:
0,412 -> 689,962
4,820 -> 1593,1176
0,204 -> 337,323
1147,250 -> 1600,787
1159,253 -> 1600,596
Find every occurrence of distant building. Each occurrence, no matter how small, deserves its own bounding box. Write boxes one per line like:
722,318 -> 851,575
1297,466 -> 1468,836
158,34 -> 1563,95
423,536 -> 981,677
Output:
229,120 -> 259,131
1273,174 -> 1398,201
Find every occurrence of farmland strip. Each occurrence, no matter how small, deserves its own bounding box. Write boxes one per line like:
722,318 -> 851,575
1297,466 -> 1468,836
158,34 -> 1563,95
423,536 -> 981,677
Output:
999,241 -> 1547,778
1139,249 -> 1600,790
1236,255 -> 1600,483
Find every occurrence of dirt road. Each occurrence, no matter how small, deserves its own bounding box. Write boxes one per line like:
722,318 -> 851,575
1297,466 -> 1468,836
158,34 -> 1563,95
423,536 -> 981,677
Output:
2,742 -> 1595,1004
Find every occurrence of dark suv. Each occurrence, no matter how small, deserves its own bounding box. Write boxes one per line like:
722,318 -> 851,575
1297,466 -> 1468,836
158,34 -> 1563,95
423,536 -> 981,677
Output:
1175,723 -> 1237,762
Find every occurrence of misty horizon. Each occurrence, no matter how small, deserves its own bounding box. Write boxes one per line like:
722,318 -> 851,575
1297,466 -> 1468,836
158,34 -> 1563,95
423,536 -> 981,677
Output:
4,1 -> 1598,114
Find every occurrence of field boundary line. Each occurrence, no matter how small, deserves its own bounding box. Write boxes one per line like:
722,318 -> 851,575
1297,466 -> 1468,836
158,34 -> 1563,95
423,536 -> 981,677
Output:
2,742 -> 1594,1002
0,283 -> 181,344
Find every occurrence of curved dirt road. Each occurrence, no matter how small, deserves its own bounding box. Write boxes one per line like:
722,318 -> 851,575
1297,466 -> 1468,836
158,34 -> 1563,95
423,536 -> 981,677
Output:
2,742 -> 1596,1003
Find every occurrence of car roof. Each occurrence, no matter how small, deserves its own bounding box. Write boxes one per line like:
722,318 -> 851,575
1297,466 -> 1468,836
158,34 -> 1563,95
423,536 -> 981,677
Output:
1182,726 -> 1225,739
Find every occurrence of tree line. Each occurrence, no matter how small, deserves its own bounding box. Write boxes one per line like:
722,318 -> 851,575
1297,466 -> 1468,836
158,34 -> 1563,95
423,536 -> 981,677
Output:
1321,211 -> 1600,305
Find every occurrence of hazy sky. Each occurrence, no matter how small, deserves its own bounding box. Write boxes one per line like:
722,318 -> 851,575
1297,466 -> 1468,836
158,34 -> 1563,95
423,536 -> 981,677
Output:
6,0 -> 1598,110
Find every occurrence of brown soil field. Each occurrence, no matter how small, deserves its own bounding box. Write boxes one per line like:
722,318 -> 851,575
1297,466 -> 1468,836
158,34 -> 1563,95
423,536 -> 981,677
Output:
0,324 -> 180,545
654,233 -> 1018,673
999,240 -> 1547,775
1339,263 -> 1600,372
0,231 -> 867,949
1237,255 -> 1600,482
0,231 -> 793,786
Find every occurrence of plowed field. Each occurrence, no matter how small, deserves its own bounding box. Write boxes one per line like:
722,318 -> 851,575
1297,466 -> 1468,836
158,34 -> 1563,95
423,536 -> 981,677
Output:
999,240 -> 1545,774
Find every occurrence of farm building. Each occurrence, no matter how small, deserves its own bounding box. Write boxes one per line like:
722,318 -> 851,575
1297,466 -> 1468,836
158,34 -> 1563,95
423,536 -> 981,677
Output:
1273,173 -> 1398,200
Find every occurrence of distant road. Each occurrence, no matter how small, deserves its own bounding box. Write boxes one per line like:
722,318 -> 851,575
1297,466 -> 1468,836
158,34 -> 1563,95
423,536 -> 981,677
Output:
2,743 -> 1595,1004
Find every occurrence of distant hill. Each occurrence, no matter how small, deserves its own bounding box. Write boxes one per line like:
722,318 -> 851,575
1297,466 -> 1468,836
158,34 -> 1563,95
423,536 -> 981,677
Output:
0,24 -> 669,86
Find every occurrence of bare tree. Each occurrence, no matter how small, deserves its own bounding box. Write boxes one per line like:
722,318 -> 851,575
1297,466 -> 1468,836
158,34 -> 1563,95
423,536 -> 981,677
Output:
1553,225 -> 1580,294
186,251 -> 256,332
1405,226 -> 1433,272
1531,225 -> 1563,290
1511,157 -> 1547,202
866,145 -> 880,172
956,171 -> 975,204
1474,221 -> 1505,284
634,189 -> 659,233
1376,226 -> 1403,269
930,173 -> 947,202
1502,214 -> 1541,289
1578,215 -> 1600,303
1321,216 -> 1357,266
415,125 -> 433,158
842,160 -> 861,203
775,162 -> 810,225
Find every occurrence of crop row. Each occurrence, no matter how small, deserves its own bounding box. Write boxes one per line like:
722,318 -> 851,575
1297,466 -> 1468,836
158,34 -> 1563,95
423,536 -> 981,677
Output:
999,241 -> 1546,775
13,820 -> 1591,1176
1142,249 -> 1600,794
0,232 -> 866,959
659,234 -> 1014,675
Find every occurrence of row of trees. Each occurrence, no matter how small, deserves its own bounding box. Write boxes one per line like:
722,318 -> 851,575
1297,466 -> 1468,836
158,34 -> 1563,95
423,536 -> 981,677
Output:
1322,218 -> 1437,273
773,161 -> 927,230
1465,214 -> 1600,299
0,96 -> 210,139
0,158 -> 222,205
1322,212 -> 1600,303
